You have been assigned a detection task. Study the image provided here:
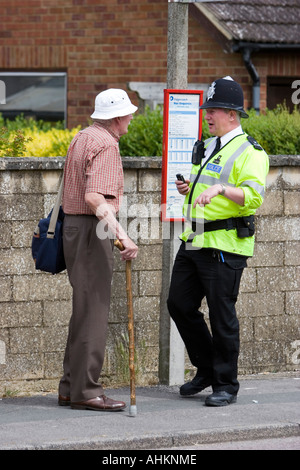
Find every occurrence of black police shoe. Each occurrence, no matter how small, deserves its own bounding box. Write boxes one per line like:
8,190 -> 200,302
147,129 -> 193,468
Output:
180,375 -> 212,396
205,391 -> 237,407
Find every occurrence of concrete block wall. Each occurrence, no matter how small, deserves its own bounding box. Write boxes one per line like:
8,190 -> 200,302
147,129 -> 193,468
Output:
237,160 -> 300,375
0,156 -> 299,396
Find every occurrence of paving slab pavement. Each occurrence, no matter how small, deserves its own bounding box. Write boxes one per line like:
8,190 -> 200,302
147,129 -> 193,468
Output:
0,374 -> 299,451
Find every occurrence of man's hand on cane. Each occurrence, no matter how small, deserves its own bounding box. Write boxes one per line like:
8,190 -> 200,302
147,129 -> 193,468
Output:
116,237 -> 138,261
85,192 -> 138,261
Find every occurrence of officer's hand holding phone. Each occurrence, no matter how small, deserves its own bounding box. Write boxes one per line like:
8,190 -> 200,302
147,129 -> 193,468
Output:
176,174 -> 190,195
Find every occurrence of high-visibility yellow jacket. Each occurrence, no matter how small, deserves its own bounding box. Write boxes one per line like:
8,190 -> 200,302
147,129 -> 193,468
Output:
181,133 -> 269,256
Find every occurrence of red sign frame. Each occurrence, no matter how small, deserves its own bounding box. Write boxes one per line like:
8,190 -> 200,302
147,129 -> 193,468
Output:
161,89 -> 203,222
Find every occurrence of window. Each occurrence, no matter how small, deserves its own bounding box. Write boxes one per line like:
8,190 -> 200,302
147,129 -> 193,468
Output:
0,72 -> 67,123
267,76 -> 299,111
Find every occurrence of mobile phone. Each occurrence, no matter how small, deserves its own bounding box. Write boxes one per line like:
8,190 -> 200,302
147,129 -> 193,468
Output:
176,173 -> 186,183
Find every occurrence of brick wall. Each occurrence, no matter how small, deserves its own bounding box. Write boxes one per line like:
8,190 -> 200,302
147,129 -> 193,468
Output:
0,156 -> 299,396
0,0 -> 169,127
1,1 -> 299,127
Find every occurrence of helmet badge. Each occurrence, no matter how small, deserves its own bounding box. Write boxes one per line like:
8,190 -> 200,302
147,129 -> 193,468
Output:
207,81 -> 216,101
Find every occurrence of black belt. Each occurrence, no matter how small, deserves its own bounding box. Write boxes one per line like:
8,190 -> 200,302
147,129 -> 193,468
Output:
192,215 -> 255,238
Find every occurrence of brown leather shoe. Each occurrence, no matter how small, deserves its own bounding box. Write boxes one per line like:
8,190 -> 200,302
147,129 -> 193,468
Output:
71,395 -> 126,411
58,394 -> 71,406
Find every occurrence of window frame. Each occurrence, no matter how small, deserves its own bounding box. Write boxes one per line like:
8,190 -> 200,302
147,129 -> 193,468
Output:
0,71 -> 67,125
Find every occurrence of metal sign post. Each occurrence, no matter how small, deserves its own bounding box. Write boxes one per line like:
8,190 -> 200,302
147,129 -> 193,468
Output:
159,0 -> 205,386
159,0 -> 189,386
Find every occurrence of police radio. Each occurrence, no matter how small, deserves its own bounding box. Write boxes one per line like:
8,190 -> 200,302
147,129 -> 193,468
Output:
192,139 -> 205,165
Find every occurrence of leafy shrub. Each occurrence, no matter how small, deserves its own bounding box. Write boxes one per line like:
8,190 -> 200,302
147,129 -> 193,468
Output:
23,126 -> 80,157
242,106 -> 300,155
120,104 -> 300,156
119,105 -> 163,157
0,126 -> 32,157
1,105 -> 300,157
0,114 -> 80,157
0,114 -> 65,132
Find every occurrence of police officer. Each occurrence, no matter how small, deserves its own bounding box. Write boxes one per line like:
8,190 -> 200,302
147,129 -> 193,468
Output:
167,77 -> 269,406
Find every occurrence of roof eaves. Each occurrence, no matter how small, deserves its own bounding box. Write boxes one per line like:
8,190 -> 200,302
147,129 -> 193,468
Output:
193,2 -> 233,41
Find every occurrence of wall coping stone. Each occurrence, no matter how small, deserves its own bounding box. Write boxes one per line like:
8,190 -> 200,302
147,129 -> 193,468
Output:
0,156 -> 162,171
0,155 -> 299,171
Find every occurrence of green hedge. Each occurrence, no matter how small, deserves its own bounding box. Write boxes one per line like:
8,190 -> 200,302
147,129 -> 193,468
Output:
122,105 -> 300,156
119,106 -> 163,157
1,105 -> 300,157
242,107 -> 300,155
0,115 -> 80,157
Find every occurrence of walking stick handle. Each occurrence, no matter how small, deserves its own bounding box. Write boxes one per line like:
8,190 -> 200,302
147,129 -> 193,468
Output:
114,239 -> 124,251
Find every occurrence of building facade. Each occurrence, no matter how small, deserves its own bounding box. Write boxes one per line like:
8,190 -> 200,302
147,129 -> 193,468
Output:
0,0 -> 299,127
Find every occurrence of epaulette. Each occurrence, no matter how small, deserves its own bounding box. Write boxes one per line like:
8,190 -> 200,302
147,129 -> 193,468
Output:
247,135 -> 263,150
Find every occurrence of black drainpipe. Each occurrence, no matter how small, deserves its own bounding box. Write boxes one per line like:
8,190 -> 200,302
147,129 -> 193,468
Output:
242,47 -> 260,113
233,43 -> 261,112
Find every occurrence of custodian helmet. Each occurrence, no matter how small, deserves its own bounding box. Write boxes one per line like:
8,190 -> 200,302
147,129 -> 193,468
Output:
200,76 -> 249,118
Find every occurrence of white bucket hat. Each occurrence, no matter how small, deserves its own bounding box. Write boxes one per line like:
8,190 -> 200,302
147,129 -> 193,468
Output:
90,88 -> 138,120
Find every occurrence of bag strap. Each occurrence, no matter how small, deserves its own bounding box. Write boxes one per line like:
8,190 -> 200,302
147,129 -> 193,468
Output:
47,176 -> 64,239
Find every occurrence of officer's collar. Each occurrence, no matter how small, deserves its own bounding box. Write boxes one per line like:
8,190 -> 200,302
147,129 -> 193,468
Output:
219,125 -> 243,148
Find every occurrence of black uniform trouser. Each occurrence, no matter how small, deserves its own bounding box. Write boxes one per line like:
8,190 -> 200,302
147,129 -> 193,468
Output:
167,242 -> 247,395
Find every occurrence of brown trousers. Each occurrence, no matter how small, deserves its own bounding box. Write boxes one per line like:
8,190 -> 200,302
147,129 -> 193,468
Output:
59,215 -> 114,402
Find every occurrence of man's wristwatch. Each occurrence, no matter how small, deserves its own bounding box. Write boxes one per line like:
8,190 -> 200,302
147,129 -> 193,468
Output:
219,183 -> 227,195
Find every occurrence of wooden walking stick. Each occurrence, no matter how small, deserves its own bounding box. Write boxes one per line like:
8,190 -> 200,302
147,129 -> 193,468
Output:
114,239 -> 137,417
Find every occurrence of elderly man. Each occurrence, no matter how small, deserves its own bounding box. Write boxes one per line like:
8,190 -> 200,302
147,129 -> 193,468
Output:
167,77 -> 269,406
58,89 -> 138,411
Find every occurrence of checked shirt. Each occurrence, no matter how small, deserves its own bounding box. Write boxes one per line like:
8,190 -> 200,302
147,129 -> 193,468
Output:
62,122 -> 124,215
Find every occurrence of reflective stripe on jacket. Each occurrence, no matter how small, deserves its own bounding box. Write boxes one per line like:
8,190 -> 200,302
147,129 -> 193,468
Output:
181,133 -> 269,256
